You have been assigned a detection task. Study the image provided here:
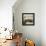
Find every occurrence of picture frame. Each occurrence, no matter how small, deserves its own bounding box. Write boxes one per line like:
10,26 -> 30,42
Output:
13,13 -> 15,31
22,13 -> 35,25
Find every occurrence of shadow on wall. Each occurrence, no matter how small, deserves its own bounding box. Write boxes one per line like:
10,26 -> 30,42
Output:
12,0 -> 24,10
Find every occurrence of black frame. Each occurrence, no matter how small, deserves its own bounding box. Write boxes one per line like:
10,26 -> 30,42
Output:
22,13 -> 35,26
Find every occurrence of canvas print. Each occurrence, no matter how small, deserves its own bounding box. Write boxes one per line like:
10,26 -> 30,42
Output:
22,13 -> 35,25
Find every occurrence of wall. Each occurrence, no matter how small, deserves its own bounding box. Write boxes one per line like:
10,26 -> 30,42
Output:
0,0 -> 16,30
41,0 -> 46,46
13,0 -> 41,46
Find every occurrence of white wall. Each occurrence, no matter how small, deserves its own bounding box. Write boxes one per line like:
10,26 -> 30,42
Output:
41,0 -> 46,46
13,0 -> 41,46
0,0 -> 16,30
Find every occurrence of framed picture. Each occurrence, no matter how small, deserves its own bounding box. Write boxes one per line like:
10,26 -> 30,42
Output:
13,13 -> 15,31
22,13 -> 35,25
